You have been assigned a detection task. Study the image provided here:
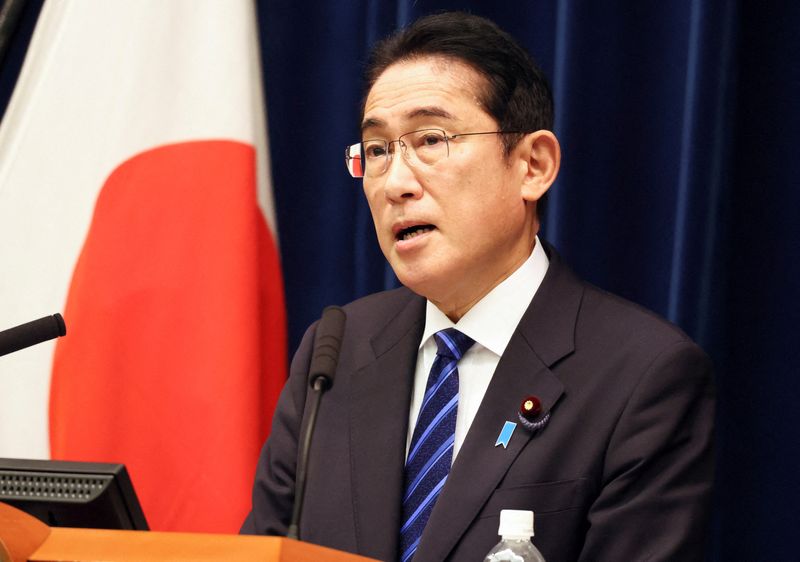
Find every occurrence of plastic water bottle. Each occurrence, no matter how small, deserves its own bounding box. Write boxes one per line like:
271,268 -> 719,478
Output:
482,509 -> 546,562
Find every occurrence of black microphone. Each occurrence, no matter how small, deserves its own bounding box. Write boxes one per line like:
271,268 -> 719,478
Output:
307,306 -> 346,392
0,313 -> 67,357
287,306 -> 346,540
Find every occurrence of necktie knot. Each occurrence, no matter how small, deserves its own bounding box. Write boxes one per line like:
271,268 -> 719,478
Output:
433,328 -> 475,361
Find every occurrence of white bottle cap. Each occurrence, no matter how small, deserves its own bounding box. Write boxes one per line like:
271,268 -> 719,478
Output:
498,509 -> 534,539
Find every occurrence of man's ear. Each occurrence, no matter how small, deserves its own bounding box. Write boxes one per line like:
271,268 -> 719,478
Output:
518,130 -> 561,202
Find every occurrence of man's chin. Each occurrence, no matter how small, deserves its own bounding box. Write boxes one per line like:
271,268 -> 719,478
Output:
393,267 -> 453,305
392,266 -> 434,297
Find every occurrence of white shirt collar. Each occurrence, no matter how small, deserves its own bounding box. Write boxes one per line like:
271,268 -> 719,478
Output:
420,236 -> 549,356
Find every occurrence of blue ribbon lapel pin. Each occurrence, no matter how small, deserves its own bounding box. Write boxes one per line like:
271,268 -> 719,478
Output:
495,421 -> 517,449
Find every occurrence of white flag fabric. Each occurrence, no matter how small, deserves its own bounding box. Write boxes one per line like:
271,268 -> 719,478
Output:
0,0 -> 286,532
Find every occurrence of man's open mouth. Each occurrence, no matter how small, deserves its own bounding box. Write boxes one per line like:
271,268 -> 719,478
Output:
397,225 -> 435,241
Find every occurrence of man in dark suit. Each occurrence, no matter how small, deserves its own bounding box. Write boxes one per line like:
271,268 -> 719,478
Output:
242,12 -> 714,562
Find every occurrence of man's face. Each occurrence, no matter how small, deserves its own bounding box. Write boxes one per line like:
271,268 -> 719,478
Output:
361,57 -> 540,320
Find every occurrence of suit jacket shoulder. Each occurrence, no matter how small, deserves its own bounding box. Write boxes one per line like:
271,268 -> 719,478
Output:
241,285 -> 426,560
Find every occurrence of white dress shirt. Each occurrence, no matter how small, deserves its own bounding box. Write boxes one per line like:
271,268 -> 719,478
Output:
406,237 -> 550,462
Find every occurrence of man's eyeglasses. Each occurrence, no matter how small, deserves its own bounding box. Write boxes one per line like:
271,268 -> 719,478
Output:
345,129 -> 525,178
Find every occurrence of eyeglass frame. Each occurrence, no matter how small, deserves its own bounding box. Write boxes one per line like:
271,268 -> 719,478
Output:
344,129 -> 528,178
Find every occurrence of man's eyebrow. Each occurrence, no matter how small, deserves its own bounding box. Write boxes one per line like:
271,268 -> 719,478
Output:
407,106 -> 455,121
361,117 -> 385,133
360,107 -> 456,134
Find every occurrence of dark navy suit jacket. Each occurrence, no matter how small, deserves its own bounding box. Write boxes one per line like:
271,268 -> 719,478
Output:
242,243 -> 715,561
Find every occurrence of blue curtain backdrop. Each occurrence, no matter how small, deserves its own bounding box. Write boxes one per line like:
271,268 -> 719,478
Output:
2,1 -> 798,559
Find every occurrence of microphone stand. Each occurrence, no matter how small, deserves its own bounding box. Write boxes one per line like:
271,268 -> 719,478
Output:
286,306 -> 346,541
286,374 -> 329,540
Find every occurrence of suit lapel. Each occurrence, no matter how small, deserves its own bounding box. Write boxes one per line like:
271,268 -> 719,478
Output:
348,293 -> 425,559
413,246 -> 585,562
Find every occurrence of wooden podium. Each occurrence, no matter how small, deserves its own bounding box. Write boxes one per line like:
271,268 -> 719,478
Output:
0,502 -> 377,562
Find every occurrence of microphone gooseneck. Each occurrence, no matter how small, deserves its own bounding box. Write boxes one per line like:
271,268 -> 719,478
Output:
287,306 -> 346,540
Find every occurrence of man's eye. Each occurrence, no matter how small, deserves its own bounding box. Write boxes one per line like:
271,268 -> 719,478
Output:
364,144 -> 386,158
421,133 -> 445,146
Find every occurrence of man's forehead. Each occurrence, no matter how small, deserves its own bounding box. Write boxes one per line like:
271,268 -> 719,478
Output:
361,106 -> 456,133
361,58 -> 487,133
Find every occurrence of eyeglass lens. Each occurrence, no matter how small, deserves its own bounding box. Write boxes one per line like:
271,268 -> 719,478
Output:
346,129 -> 449,178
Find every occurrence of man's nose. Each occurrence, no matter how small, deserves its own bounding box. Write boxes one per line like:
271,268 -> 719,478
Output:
382,145 -> 423,202
383,157 -> 423,202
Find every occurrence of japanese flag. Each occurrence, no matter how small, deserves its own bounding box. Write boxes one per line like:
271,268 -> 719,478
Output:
0,0 -> 286,532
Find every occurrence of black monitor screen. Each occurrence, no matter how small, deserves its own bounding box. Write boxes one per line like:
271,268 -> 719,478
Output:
0,457 -> 148,530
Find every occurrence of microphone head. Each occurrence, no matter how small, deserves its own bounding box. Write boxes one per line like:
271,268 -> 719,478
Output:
53,313 -> 67,337
308,306 -> 346,391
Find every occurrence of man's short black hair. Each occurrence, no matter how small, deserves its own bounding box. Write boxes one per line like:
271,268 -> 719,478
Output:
362,11 -> 554,217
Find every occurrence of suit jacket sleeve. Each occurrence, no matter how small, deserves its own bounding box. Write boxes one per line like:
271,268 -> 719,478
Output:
579,340 -> 715,561
240,322 -> 316,535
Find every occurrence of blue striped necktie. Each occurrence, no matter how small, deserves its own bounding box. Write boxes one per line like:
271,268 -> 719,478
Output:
399,328 -> 475,562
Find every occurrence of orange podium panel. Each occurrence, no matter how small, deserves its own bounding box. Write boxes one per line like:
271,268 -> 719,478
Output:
0,502 -> 377,562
